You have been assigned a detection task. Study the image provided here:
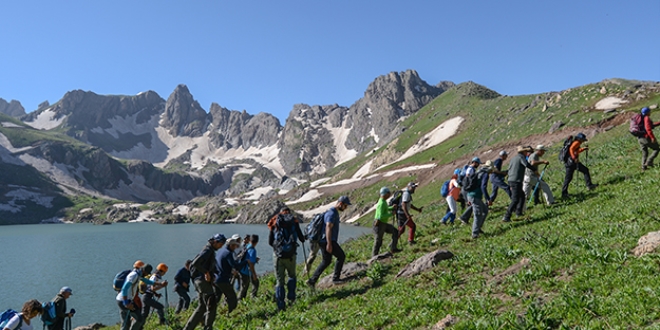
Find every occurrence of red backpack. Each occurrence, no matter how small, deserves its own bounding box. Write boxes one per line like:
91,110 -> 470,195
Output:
630,114 -> 645,137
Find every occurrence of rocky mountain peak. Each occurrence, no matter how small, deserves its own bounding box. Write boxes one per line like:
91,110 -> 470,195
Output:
163,84 -> 209,137
208,103 -> 281,150
0,98 -> 26,117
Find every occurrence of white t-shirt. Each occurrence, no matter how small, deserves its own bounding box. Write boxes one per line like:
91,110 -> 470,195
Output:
4,313 -> 32,330
115,270 -> 140,301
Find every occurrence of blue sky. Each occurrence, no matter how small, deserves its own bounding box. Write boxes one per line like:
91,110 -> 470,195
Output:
1,1 -> 658,123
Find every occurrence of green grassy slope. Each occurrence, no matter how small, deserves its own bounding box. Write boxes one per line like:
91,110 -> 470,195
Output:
107,80 -> 660,329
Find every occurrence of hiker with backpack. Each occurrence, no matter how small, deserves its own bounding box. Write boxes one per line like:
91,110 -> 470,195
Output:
141,263 -> 169,326
307,196 -> 352,288
523,145 -> 555,206
372,187 -> 402,256
561,133 -> 598,199
1,299 -> 43,330
458,158 -> 489,224
631,107 -> 660,170
45,287 -> 74,330
304,212 -> 324,276
173,260 -> 192,314
502,146 -> 537,222
441,170 -> 462,225
237,234 -> 260,300
268,207 -> 305,310
396,183 -> 423,245
462,158 -> 493,238
214,236 -> 248,314
116,260 -> 155,330
490,150 -> 512,202
182,234 -> 226,330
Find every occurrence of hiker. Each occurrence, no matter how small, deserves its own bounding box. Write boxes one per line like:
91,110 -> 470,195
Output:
636,107 -> 660,170
2,299 -> 43,330
173,260 -> 191,314
523,145 -> 554,206
372,187 -> 402,256
268,206 -> 305,310
182,234 -> 226,330
458,158 -> 483,224
47,287 -> 75,330
502,146 -> 537,222
307,196 -> 352,288
561,133 -> 598,199
397,183 -> 423,245
141,263 -> 169,326
464,159 -> 493,239
214,236 -> 248,314
490,150 -> 512,202
303,238 -> 319,276
229,233 -> 244,292
237,234 -> 260,300
441,171 -> 462,225
116,260 -> 155,330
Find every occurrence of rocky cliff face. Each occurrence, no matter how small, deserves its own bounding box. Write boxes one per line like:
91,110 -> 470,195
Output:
162,84 -> 208,137
0,98 -> 26,117
208,103 -> 281,150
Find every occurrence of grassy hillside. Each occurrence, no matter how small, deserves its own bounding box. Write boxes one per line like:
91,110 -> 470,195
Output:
105,80 -> 660,329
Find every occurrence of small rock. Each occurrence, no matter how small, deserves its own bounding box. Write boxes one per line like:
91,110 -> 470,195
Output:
632,231 -> 660,257
367,252 -> 393,265
74,324 -> 106,330
548,121 -> 565,134
600,86 -> 607,94
431,314 -> 458,330
395,250 -> 453,278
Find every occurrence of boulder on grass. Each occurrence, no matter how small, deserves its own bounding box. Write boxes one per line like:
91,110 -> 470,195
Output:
395,250 -> 453,278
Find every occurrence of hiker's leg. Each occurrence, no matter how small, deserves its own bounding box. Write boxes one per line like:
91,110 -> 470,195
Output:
577,163 -> 593,186
490,183 -> 499,202
639,137 -> 649,166
284,256 -> 297,302
447,196 -> 457,217
238,273 -> 250,300
217,282 -> 237,314
385,223 -> 399,251
470,197 -> 485,236
406,219 -> 417,242
200,282 -> 217,330
372,221 -> 385,256
182,279 -> 210,330
539,180 -> 554,204
505,181 -> 520,219
304,242 -> 319,274
562,164 -> 576,197
274,256 -> 286,308
251,276 -> 260,298
513,182 -> 526,215
647,140 -> 660,166
175,286 -> 190,313
332,242 -> 346,280
310,246 -> 333,284
118,302 -> 131,330
129,309 -> 145,330
397,214 -> 407,237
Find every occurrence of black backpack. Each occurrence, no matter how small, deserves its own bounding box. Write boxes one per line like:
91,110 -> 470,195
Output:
462,168 -> 480,192
388,190 -> 403,212
558,136 -> 574,164
273,214 -> 298,258
305,213 -> 325,243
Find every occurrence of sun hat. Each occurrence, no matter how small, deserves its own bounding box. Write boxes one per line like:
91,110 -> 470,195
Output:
517,146 -> 533,153
407,182 -> 419,188
535,145 -> 547,151
379,187 -> 390,195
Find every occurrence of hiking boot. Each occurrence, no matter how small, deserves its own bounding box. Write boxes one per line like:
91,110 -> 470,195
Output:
472,233 -> 479,239
390,247 -> 403,253
306,279 -> 316,288
643,165 -> 648,171
332,278 -> 345,285
502,216 -> 511,223
587,184 -> 599,191
459,217 -> 470,225
408,240 -> 417,245
562,193 -> 570,200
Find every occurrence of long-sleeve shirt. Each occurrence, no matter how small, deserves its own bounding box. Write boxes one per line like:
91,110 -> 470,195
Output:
174,267 -> 191,292
215,246 -> 247,284
569,140 -> 586,163
642,115 -> 660,141
268,215 -> 305,246
52,293 -> 67,324
190,243 -> 217,281
507,153 -> 535,182
374,198 -> 393,223
116,269 -> 154,301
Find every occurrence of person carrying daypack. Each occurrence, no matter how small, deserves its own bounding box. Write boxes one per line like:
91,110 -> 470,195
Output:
523,145 -> 554,206
307,196 -> 352,288
459,158 -> 486,224
1,299 -> 43,330
396,183 -> 424,245
490,151 -> 512,202
45,287 -> 75,330
116,260 -> 155,330
561,133 -> 598,199
238,235 -> 260,301
173,260 -> 192,314
181,234 -> 225,330
372,187 -> 402,256
441,170 -> 462,225
303,213 -> 323,276
634,107 -> 660,170
268,207 -> 305,311
464,159 -> 493,239
503,146 -> 537,222
141,264 -> 168,326
215,237 -> 248,314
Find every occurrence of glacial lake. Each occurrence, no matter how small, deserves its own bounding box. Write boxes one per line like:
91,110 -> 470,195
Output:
0,222 -> 370,327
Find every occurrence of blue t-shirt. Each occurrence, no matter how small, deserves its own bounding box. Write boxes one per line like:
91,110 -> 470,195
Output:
215,246 -> 246,284
240,244 -> 257,276
491,158 -> 505,181
321,207 -> 340,243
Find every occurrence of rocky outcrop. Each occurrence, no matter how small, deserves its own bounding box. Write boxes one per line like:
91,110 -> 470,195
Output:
316,262 -> 369,289
395,250 -> 454,278
431,315 -> 458,330
208,103 -> 281,150
632,231 -> 660,257
0,98 -> 25,117
162,84 -> 208,137
234,199 -> 287,224
489,258 -> 531,285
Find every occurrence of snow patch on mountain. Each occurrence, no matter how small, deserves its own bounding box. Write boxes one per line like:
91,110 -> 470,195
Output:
288,189 -> 321,205
326,121 -> 357,166
24,109 -> 66,130
353,160 -> 373,179
595,97 -> 628,110
0,188 -> 55,213
396,116 -> 463,162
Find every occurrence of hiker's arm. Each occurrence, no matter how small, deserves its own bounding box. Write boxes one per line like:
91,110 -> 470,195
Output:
402,202 -> 412,218
411,204 -> 423,213
325,221 -> 334,253
481,176 -> 490,202
192,250 -> 212,280
268,228 -> 275,247
295,222 -> 305,243
645,116 -> 657,142
247,258 -> 257,281
521,156 -> 535,171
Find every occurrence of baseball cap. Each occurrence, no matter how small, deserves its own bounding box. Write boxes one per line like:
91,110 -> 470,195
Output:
407,182 -> 419,189
230,234 -> 241,241
379,187 -> 390,195
338,195 -> 352,205
499,150 -> 508,156
471,157 -> 482,164
210,233 -> 226,243
535,145 -> 547,151
60,286 -> 73,295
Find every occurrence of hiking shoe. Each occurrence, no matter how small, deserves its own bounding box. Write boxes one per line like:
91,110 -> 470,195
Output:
441,221 -> 448,225
390,248 -> 403,253
408,240 -> 417,245
643,165 -> 648,171
332,278 -> 345,285
588,184 -> 599,190
472,234 -> 479,239
459,218 -> 470,225
306,279 -> 316,288
502,217 -> 511,223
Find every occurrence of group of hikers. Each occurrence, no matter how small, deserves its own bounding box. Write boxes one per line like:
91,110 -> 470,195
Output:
1,287 -> 75,330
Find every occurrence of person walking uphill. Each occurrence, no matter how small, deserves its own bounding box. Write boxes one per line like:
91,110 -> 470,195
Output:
463,158 -> 492,238
237,235 -> 260,301
173,260 -> 192,314
523,145 -> 554,206
503,146 -> 537,222
307,196 -> 352,288
268,207 -> 305,311
182,234 -> 226,330
141,264 -> 168,326
397,183 -> 424,245
116,260 -> 155,330
214,237 -> 248,314
635,107 -> 660,170
441,170 -> 462,225
490,150 -> 512,202
372,187 -> 401,256
2,299 -> 43,330
561,133 -> 598,199
47,287 -> 75,330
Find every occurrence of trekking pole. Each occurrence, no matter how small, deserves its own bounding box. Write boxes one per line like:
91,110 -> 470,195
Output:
164,287 -> 169,326
585,147 -> 589,166
528,164 -> 548,206
301,240 -> 309,279
65,316 -> 71,330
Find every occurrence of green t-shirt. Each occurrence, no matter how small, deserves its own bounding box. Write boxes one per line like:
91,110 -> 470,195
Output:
374,198 -> 393,223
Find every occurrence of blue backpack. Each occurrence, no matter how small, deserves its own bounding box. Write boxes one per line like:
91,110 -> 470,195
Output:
273,214 -> 298,258
0,309 -> 22,330
440,180 -> 451,198
41,301 -> 57,326
113,269 -> 132,291
305,213 -> 325,243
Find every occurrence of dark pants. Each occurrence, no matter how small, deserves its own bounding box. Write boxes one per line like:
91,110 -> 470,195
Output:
118,301 -> 145,330
182,279 -> 217,330
504,181 -> 525,220
372,221 -> 399,256
310,241 -> 345,283
47,318 -> 66,330
215,282 -> 238,314
175,285 -> 191,314
490,177 -> 511,202
639,137 -> 660,167
141,292 -> 165,324
237,273 -> 259,300
562,161 -> 593,196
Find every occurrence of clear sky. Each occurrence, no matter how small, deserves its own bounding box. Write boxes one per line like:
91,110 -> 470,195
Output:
1,1 -> 658,123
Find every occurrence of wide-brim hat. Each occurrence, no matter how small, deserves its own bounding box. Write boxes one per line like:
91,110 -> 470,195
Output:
517,146 -> 533,153
535,144 -> 547,151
